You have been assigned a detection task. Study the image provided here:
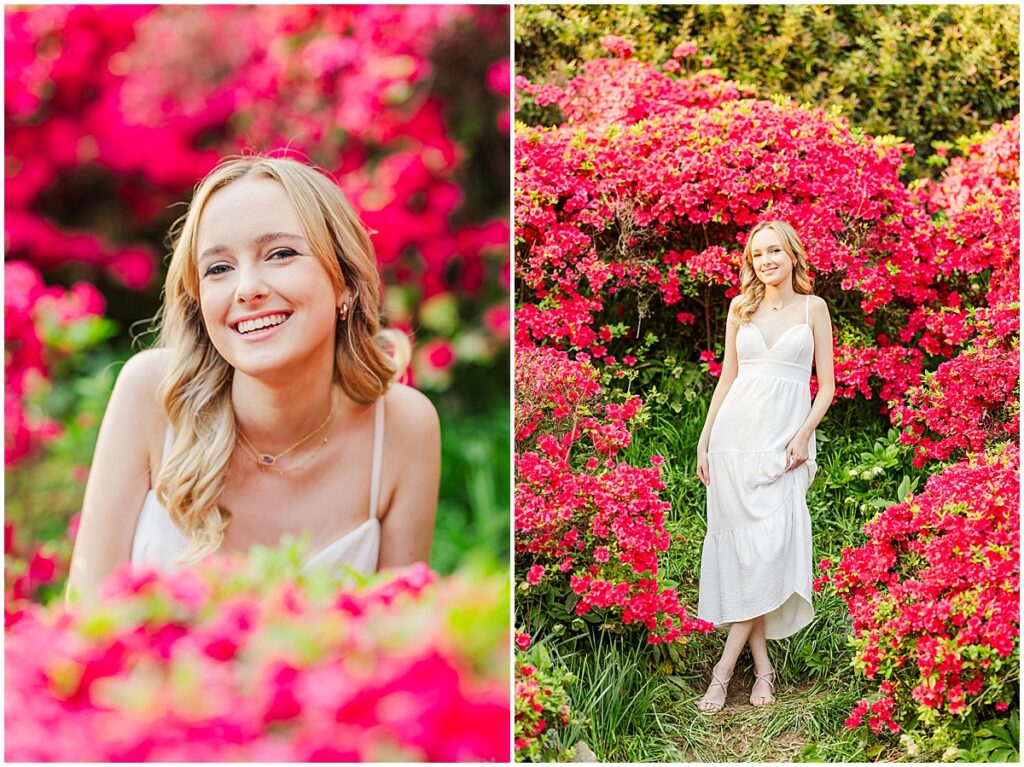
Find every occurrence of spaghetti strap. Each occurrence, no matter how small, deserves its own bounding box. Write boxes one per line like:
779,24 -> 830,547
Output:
368,397 -> 385,520
161,424 -> 173,467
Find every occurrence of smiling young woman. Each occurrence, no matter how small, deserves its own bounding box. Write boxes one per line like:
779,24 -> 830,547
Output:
693,220 -> 836,713
66,156 -> 441,603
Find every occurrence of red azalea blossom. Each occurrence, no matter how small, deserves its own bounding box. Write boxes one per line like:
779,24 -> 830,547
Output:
516,348 -> 713,645
823,445 -> 1019,741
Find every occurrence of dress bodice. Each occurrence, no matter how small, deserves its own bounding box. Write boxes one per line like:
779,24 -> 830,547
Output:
735,296 -> 815,381
130,397 -> 385,576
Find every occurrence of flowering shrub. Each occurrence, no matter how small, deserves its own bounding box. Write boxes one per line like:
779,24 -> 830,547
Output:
5,261 -> 115,464
6,546 -> 510,762
818,445 -> 1019,753
514,635 -> 575,762
515,347 -> 711,644
514,6 -> 1020,179
5,514 -> 77,628
5,5 -> 510,414
515,46 -> 1019,406
890,304 -> 1020,467
514,345 -> 602,446
910,116 -> 1021,337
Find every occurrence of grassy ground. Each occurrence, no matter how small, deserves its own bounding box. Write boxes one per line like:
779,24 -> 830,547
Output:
533,368 -> 933,762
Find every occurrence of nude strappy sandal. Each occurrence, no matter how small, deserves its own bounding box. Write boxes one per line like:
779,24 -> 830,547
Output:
750,670 -> 776,707
697,665 -> 732,715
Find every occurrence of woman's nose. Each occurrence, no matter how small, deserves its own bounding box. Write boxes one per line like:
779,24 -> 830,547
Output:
234,263 -> 269,303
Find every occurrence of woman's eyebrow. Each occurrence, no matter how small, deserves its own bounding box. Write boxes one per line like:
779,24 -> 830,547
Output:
199,231 -> 305,261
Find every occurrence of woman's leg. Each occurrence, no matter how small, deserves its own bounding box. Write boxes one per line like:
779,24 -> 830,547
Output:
697,618 -> 755,712
747,615 -> 776,705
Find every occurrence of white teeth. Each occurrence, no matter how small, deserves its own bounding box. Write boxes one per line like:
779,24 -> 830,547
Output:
236,313 -> 288,335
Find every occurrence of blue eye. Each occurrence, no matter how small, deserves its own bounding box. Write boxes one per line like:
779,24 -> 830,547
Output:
203,263 -> 231,277
270,248 -> 298,260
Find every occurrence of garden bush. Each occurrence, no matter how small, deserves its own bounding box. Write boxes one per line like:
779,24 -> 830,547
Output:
515,346 -> 711,646
6,546 -> 510,762
515,4 -> 1020,179
819,444 -> 1019,758
5,261 -> 115,466
516,45 -> 1018,413
514,634 -> 576,762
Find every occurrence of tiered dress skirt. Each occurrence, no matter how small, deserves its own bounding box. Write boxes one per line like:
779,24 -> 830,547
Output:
697,321 -> 817,639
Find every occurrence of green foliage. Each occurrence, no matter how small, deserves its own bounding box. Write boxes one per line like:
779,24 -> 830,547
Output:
808,401 -> 934,558
542,623 -> 879,762
515,4 -> 1020,179
515,641 -> 578,762
954,711 -> 1020,763
431,397 -> 510,574
6,340 -> 122,548
542,630 -> 681,762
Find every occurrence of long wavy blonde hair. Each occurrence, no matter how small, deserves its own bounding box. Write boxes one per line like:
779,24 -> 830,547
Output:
731,220 -> 814,324
154,156 -> 410,563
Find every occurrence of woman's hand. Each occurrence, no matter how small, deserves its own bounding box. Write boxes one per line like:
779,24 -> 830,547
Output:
696,445 -> 710,486
785,432 -> 810,471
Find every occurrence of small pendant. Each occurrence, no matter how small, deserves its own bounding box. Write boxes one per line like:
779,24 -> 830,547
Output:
259,455 -> 275,466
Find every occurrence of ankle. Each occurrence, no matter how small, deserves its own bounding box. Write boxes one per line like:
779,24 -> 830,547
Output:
714,661 -> 735,678
754,664 -> 774,678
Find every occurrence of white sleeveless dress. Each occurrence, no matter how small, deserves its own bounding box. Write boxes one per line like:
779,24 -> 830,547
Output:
698,295 -> 816,639
130,397 -> 384,576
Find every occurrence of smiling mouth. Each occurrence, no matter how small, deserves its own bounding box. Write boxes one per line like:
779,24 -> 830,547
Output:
233,312 -> 291,335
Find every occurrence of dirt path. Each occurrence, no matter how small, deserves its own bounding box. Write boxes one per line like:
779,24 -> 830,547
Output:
665,678 -> 846,762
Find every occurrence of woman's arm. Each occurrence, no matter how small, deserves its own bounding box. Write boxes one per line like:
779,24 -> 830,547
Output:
785,296 -> 835,469
696,298 -> 742,486
377,384 -> 441,569
65,350 -> 165,605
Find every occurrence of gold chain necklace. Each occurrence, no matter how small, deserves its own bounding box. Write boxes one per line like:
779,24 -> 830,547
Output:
237,405 -> 334,469
240,432 -> 330,475
766,296 -> 795,311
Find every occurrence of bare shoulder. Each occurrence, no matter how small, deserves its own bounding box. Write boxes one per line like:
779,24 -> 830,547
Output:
726,295 -> 743,323
109,348 -> 172,460
383,383 -> 440,441
116,347 -> 171,394
808,295 -> 831,322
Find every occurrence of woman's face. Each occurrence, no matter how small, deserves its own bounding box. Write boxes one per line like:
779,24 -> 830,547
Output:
195,176 -> 345,382
749,227 -> 795,288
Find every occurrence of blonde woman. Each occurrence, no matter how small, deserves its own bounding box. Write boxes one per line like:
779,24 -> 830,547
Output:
694,221 -> 835,713
67,156 -> 441,603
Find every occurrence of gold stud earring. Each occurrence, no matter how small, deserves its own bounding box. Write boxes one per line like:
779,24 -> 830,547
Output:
339,303 -> 349,321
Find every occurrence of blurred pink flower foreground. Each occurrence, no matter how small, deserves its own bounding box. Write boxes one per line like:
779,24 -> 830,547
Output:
6,550 -> 510,762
